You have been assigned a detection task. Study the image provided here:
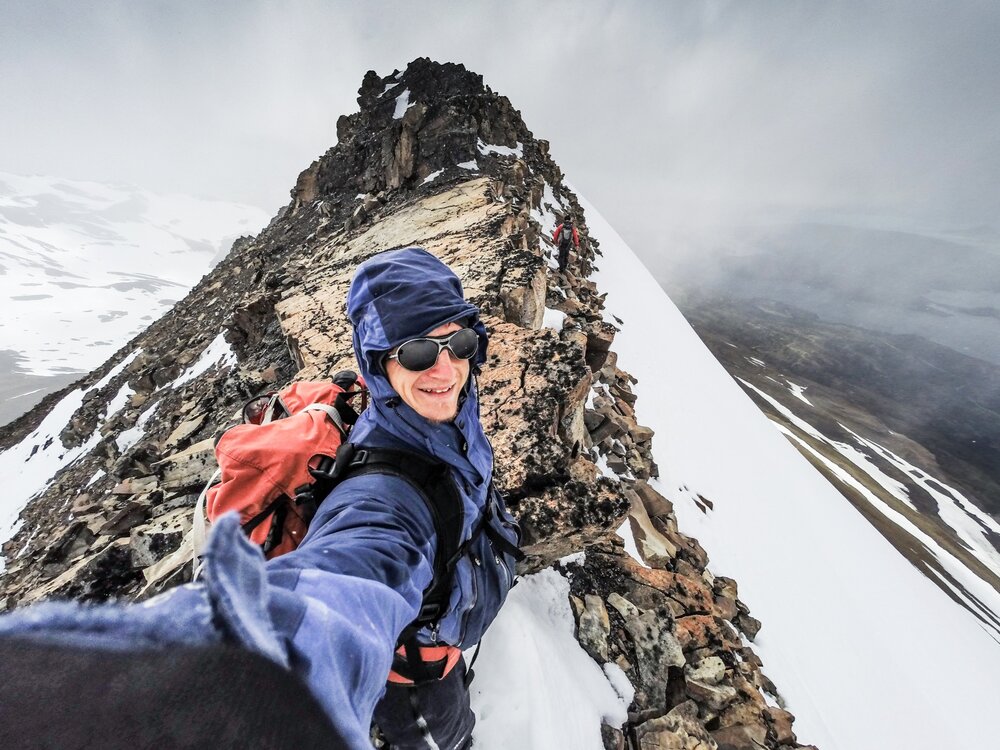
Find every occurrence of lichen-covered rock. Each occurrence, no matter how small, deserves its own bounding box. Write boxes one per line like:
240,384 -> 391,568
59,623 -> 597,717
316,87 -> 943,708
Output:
515,481 -> 628,569
636,701 -> 717,750
154,439 -> 217,492
576,594 -> 611,662
620,560 -> 716,616
711,724 -> 768,750
686,656 -> 727,686
686,677 -> 738,711
622,608 -> 686,707
129,507 -> 192,569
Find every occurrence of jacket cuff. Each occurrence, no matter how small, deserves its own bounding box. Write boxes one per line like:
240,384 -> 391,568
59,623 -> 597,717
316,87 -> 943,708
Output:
198,512 -> 289,667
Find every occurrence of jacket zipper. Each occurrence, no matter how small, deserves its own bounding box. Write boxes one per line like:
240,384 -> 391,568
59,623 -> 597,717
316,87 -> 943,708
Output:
458,553 -> 480,645
497,548 -> 513,592
486,488 -> 517,590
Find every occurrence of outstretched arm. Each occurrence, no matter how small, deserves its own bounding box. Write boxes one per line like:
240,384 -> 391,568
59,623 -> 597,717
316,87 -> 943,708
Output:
0,474 -> 437,750
265,473 -> 438,740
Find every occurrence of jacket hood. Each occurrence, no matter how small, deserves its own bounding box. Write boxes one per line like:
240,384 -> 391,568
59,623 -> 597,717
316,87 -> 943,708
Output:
346,247 -> 494,488
346,247 -> 488,404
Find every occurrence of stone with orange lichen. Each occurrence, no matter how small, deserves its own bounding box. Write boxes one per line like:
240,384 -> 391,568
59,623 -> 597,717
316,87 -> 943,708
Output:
675,615 -> 736,653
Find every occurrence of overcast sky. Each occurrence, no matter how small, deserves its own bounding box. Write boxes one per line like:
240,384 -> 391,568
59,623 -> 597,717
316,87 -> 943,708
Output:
3,0 -> 1000,266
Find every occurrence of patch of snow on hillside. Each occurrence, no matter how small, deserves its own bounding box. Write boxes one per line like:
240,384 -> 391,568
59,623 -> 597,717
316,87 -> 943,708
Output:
0,349 -> 140,566
10,387 -> 45,401
602,662 -> 635,706
593,451 -> 618,481
103,381 -> 135,422
542,307 -> 565,331
421,169 -> 444,186
846,427 -> 1000,575
559,551 -> 586,567
94,350 -> 142,390
616,518 -> 650,569
477,139 -> 524,158
380,81 -> 402,96
171,333 -> 236,389
115,399 -> 161,453
457,160 -> 479,171
582,192 -> 1000,750
393,89 -> 414,119
471,567 -> 629,749
786,381 -> 812,405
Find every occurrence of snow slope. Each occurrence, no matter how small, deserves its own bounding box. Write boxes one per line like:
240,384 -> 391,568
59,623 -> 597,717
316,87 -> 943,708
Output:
0,172 -> 270,378
739,377 -> 1000,638
0,333 -> 240,569
470,565 -> 631,750
582,195 -> 1000,750
0,349 -> 141,565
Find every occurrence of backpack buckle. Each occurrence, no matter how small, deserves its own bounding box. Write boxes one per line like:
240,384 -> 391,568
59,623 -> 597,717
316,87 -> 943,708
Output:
330,444 -> 362,480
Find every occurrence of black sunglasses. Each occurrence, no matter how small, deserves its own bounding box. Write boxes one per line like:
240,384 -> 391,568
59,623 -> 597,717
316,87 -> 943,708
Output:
386,327 -> 479,372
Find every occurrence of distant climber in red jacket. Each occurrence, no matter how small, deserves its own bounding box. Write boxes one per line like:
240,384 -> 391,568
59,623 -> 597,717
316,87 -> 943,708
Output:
552,216 -> 579,273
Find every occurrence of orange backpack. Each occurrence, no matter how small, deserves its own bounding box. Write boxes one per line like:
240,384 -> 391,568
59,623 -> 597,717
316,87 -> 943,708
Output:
196,371 -> 523,686
203,372 -> 368,558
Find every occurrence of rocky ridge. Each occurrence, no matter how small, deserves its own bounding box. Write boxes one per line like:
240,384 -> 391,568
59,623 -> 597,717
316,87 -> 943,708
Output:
0,59 -> 812,750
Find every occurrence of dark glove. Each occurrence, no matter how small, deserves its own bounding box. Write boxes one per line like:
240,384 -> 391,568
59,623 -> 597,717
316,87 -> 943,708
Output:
0,637 -> 347,749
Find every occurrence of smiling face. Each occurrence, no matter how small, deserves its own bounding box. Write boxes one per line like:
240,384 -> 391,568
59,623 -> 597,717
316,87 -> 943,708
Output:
385,321 -> 471,423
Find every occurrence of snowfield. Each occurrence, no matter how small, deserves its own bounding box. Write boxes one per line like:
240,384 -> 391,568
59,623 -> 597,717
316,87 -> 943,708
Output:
471,565 -> 631,750
577,194 -> 1000,750
0,172 -> 269,377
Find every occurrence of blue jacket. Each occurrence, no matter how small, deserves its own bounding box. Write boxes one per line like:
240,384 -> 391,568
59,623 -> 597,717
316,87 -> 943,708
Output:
0,247 -> 520,750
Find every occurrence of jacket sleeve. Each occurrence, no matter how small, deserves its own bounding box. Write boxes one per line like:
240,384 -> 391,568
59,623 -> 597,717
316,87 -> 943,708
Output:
0,476 -> 437,750
552,223 -> 562,243
572,227 -> 580,246
263,473 -> 438,744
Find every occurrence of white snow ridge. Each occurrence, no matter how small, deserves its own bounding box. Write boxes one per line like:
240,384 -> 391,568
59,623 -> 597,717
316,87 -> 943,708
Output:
583,193 -> 1000,750
471,568 -> 629,750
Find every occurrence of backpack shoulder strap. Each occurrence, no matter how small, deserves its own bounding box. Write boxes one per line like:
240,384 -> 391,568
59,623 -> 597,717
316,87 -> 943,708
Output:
331,443 -> 465,630
301,402 -> 345,432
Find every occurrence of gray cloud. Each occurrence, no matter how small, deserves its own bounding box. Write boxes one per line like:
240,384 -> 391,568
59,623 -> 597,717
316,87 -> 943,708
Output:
2,1 -> 999,266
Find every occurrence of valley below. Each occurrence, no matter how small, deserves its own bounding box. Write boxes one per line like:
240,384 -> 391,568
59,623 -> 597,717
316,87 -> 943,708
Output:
674,292 -> 1000,636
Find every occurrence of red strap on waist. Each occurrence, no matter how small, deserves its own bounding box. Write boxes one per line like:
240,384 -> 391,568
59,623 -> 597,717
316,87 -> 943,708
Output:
387,644 -> 463,685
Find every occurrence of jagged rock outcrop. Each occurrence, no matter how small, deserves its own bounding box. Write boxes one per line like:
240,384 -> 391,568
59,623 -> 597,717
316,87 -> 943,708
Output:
0,59 -> 812,749
568,486 -> 807,750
